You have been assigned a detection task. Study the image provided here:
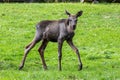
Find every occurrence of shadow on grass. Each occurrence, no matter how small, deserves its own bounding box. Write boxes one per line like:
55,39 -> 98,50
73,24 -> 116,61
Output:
86,50 -> 115,60
0,61 -> 18,70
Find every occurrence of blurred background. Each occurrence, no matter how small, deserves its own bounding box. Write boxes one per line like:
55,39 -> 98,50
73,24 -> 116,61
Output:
0,0 -> 120,3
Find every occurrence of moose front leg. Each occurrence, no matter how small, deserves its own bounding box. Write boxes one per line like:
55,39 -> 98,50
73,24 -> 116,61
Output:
67,39 -> 82,71
58,38 -> 64,71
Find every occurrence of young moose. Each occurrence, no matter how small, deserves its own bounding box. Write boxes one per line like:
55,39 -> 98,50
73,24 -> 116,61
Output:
19,10 -> 83,71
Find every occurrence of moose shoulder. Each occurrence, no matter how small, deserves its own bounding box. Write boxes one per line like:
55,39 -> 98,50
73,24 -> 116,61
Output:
19,10 -> 83,71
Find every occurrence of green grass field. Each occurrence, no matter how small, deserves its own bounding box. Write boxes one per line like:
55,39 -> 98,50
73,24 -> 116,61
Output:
0,3 -> 120,80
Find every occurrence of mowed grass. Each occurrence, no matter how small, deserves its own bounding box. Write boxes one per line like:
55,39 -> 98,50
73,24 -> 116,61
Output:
0,3 -> 120,80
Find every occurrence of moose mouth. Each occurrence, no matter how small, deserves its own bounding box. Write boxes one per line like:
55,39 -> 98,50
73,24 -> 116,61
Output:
73,25 -> 76,30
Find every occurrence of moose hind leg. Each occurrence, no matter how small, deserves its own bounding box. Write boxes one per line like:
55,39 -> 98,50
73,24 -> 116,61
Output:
19,34 -> 42,70
25,42 -> 32,49
19,41 -> 37,70
38,40 -> 48,70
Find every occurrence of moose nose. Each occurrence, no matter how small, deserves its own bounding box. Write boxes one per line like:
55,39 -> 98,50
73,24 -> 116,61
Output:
73,25 -> 76,30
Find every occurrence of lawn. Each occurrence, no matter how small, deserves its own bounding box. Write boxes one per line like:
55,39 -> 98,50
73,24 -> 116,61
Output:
0,3 -> 120,80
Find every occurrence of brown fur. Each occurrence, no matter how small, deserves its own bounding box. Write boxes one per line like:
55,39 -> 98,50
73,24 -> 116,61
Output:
19,10 -> 83,71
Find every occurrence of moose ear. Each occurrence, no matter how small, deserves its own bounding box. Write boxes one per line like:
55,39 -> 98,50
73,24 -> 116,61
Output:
65,10 -> 71,16
76,10 -> 83,18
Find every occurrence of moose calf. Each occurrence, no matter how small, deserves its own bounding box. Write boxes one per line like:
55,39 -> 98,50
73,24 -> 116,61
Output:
19,10 -> 83,71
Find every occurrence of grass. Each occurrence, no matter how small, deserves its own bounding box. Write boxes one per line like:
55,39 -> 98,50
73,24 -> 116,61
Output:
0,3 -> 120,80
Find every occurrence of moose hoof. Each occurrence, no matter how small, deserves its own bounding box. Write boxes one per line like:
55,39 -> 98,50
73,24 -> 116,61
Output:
43,66 -> 48,70
19,65 -> 23,70
78,64 -> 82,71
59,68 -> 62,71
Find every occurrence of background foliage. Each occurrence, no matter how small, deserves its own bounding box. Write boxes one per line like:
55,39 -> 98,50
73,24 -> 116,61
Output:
0,0 -> 120,3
